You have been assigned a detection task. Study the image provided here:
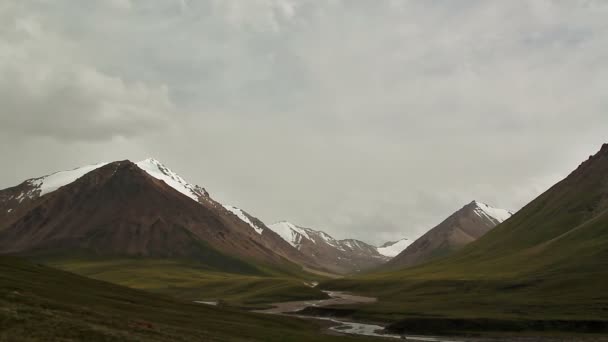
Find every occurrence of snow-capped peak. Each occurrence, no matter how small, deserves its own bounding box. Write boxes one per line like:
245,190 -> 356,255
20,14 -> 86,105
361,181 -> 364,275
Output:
376,238 -> 412,257
136,159 -> 265,236
471,200 -> 513,224
268,221 -> 315,248
222,205 -> 264,235
135,158 -> 208,202
7,158 -> 269,237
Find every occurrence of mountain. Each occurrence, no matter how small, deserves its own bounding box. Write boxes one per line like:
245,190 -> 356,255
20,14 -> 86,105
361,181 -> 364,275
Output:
323,144 -> 608,335
376,239 -> 412,257
383,200 -> 513,269
0,159 -> 319,274
268,221 -> 389,274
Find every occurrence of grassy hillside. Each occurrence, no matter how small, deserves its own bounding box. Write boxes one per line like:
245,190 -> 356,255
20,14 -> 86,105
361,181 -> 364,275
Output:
321,145 -> 608,335
0,256 -> 373,341
42,257 -> 329,308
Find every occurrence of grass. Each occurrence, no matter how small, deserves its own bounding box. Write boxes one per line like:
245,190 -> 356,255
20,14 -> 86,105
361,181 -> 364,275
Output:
0,256 -> 376,341
43,257 -> 330,308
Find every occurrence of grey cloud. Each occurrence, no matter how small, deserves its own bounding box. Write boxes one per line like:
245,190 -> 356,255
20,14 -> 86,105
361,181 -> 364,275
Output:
0,3 -> 174,142
2,1 -> 608,244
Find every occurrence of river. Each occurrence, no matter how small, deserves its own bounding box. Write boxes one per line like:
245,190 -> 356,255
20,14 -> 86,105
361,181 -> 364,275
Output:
254,291 -> 462,341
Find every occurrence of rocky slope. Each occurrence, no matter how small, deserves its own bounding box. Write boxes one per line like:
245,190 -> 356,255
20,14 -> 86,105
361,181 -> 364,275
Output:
0,159 -> 320,274
384,200 -> 513,269
268,221 -> 390,274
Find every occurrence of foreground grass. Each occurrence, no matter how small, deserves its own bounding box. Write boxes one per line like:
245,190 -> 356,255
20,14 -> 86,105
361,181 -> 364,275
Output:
45,258 -> 329,308
0,256 -> 374,341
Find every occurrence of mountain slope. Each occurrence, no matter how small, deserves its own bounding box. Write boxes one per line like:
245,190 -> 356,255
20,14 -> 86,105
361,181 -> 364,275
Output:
0,256 -> 362,342
0,160 -> 318,275
322,144 -> 608,335
269,221 -> 388,274
428,143 -> 608,276
384,201 -> 513,269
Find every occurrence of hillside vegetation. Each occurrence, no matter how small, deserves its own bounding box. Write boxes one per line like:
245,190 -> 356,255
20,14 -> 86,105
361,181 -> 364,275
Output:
45,257 -> 328,308
322,145 -> 608,335
0,256 -> 369,341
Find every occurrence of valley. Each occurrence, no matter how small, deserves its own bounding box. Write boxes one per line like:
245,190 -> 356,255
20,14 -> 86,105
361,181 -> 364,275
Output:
1,145 -> 608,340
3,3 -> 607,340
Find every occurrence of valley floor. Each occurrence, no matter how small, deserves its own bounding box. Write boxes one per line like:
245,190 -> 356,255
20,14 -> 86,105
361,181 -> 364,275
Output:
43,257 -> 329,308
319,272 -> 608,339
0,256 -> 374,341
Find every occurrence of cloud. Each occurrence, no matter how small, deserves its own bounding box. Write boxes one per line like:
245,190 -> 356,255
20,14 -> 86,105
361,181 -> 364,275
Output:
1,1 -> 608,244
0,4 -> 174,142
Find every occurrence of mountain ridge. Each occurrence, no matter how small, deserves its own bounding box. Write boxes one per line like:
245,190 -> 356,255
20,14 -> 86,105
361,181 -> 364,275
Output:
268,221 -> 408,274
0,160 -> 321,275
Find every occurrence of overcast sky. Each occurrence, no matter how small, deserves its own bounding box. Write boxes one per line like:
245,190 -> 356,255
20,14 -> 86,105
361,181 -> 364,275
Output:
1,1 -> 607,244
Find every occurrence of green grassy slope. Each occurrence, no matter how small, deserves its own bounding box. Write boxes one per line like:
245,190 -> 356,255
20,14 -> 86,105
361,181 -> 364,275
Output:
44,258 -> 329,308
0,256 -> 372,341
321,145 -> 608,334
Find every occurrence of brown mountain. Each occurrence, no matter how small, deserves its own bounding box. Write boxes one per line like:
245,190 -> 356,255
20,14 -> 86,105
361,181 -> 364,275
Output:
0,160 -> 319,274
384,200 -> 513,269
268,221 -> 389,274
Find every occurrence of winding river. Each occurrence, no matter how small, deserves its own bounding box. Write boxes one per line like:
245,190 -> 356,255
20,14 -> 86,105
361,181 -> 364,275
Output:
254,291 -> 462,341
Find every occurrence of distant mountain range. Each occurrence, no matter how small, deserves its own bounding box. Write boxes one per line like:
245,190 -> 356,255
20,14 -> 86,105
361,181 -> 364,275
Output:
0,157 -> 517,277
0,158 -> 412,275
268,221 -> 409,274
0,159 -> 315,274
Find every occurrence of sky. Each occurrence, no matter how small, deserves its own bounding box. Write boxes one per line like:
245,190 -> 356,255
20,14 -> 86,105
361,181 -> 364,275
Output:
1,0 -> 607,244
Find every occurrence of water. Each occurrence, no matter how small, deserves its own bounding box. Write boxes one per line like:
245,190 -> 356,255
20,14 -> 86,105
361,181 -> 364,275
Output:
193,300 -> 218,306
255,291 -> 462,341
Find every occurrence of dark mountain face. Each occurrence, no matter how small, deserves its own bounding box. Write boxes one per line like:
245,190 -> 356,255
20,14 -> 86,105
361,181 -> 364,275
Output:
0,161 -> 318,273
384,201 -> 512,270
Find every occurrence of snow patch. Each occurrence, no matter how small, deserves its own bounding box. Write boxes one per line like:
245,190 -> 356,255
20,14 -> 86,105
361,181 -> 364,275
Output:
223,205 -> 264,235
10,158 -> 213,209
136,158 -> 207,203
319,231 -> 340,247
193,301 -> 218,306
268,221 -> 315,247
376,239 -> 412,257
473,201 -> 513,223
32,162 -> 109,197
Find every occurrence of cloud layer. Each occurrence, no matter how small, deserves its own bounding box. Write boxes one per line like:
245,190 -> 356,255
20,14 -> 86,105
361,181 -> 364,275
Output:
2,1 -> 607,244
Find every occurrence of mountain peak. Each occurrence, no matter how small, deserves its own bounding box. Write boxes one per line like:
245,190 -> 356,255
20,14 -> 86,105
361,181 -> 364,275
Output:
469,200 -> 512,224
135,159 -> 209,202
